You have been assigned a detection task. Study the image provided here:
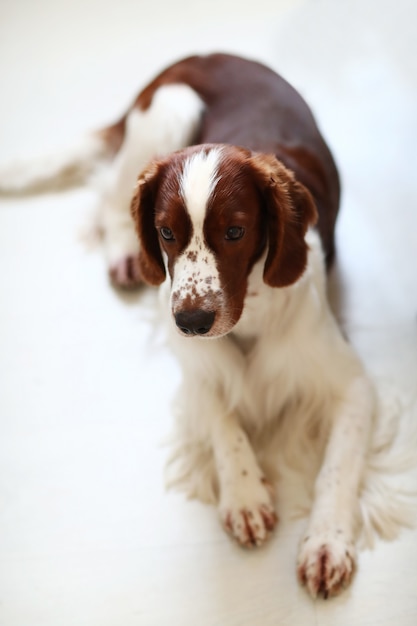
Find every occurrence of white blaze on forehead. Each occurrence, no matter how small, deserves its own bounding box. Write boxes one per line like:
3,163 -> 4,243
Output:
179,147 -> 223,224
171,148 -> 224,308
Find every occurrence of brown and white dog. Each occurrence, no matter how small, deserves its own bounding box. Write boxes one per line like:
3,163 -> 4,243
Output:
0,54 -> 375,599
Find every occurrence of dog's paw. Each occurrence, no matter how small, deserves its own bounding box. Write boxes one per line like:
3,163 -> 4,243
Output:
219,479 -> 278,548
104,216 -> 142,289
109,256 -> 143,289
297,530 -> 356,599
222,503 -> 278,548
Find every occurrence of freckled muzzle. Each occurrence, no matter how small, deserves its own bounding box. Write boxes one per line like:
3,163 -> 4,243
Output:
175,309 -> 215,335
170,236 -> 224,336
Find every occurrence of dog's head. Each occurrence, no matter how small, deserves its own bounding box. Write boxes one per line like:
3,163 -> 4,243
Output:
131,144 -> 317,338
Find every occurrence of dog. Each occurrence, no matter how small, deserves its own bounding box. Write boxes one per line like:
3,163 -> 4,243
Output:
0,53 -> 375,599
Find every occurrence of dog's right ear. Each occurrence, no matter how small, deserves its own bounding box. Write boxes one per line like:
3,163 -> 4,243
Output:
130,160 -> 166,286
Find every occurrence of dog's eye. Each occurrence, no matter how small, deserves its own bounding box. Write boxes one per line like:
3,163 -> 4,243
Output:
225,226 -> 245,241
160,227 -> 175,241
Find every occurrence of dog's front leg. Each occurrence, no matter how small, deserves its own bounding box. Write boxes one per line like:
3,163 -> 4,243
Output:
297,376 -> 374,598
212,412 -> 278,547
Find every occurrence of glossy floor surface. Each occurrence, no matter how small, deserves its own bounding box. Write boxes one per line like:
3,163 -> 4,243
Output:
0,0 -> 416,624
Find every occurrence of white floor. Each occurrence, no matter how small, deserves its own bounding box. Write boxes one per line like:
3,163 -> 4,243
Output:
1,0 -> 417,624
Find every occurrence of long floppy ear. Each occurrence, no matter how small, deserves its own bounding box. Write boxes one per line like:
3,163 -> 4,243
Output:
250,153 -> 318,288
130,160 -> 166,285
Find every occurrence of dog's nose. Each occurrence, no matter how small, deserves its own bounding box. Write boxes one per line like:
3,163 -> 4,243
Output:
175,310 -> 215,336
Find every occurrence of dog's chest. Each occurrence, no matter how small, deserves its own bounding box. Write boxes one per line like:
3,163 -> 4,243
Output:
230,266 -> 328,425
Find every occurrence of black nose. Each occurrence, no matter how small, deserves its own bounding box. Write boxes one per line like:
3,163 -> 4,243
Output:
175,310 -> 215,336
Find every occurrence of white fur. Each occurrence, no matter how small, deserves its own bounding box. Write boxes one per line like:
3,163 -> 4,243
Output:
0,134 -> 109,194
179,148 -> 222,223
163,224 -> 376,597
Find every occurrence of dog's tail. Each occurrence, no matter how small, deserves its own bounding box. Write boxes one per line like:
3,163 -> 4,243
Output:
0,117 -> 126,196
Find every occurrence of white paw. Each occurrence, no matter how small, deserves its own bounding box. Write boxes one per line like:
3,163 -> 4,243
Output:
103,213 -> 142,288
297,530 -> 356,599
109,255 -> 143,289
219,477 -> 278,547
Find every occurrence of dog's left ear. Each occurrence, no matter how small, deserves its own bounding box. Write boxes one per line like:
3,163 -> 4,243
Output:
130,160 -> 166,286
250,153 -> 318,288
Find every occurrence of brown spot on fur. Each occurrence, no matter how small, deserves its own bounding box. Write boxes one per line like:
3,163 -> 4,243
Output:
319,550 -> 328,599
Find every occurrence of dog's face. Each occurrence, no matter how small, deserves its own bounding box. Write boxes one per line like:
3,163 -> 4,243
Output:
131,144 -> 317,338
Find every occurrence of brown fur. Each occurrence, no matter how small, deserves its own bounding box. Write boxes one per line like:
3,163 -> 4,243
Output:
126,54 -> 340,266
